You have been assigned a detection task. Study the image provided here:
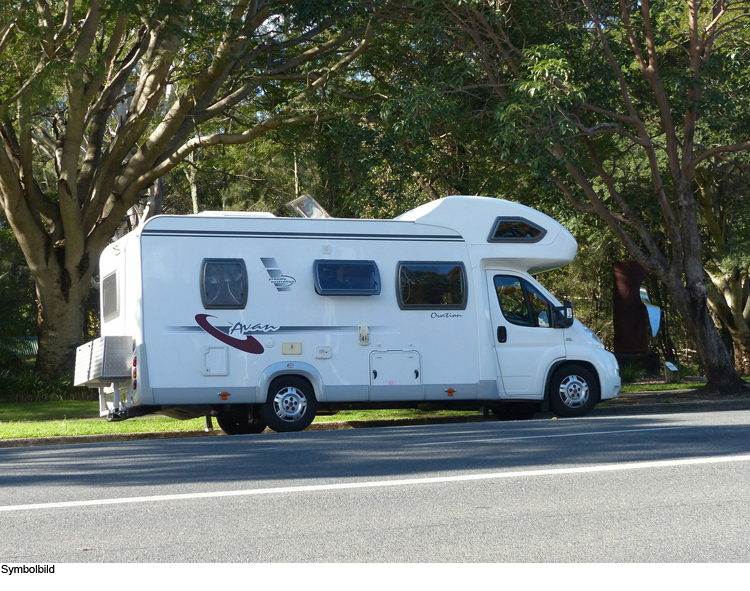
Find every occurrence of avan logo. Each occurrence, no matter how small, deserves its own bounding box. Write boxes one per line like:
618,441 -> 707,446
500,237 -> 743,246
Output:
195,314 -> 279,354
261,258 -> 296,291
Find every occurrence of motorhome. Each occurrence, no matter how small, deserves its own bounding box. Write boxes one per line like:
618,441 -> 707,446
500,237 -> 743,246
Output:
74,195 -> 620,434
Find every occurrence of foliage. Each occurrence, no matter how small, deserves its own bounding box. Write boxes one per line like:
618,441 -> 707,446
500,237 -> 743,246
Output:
0,0 -> 393,376
0,215 -> 35,340
0,368 -> 94,403
388,0 -> 750,389
619,363 -> 646,384
1,0 -> 748,388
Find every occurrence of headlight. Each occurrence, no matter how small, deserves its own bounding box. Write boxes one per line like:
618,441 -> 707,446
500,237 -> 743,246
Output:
583,327 -> 605,348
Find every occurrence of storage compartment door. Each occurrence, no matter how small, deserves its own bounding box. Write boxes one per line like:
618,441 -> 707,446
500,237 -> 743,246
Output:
369,350 -> 424,401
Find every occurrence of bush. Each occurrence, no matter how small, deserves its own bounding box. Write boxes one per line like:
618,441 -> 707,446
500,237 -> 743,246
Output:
619,363 -> 646,384
0,368 -> 95,403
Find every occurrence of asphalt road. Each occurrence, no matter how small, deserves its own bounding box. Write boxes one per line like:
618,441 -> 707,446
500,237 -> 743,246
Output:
1,409 -> 749,562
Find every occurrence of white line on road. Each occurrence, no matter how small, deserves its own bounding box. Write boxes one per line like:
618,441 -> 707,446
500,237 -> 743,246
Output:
2,453 -> 750,513
406,426 -> 688,446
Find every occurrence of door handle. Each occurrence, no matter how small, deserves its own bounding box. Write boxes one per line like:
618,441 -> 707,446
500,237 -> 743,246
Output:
497,326 -> 507,343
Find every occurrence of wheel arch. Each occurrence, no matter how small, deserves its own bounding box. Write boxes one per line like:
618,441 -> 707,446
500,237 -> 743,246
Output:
544,359 -> 602,405
257,362 -> 324,403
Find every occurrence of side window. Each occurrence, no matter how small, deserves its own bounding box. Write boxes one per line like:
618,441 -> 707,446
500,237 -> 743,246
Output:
493,275 -> 551,327
493,276 -> 532,326
525,282 -> 551,328
398,262 -> 467,309
488,217 -> 547,243
102,271 -> 119,322
201,259 -> 248,309
314,260 -> 381,295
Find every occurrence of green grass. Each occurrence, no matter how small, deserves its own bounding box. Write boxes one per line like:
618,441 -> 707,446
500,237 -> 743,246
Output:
0,401 -> 480,440
620,382 -> 703,393
0,415 -> 210,439
3,378 -> 745,441
0,400 -> 99,422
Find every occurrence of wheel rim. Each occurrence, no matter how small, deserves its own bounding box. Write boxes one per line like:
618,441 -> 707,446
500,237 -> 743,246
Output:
558,374 -> 589,408
272,386 -> 308,422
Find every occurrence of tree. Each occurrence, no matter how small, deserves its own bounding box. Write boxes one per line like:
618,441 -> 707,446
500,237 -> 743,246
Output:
422,0 -> 750,392
0,0 -> 388,376
697,160 -> 750,373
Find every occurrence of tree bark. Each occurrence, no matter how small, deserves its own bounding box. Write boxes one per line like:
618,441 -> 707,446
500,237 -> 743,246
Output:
664,274 -> 746,393
34,275 -> 90,377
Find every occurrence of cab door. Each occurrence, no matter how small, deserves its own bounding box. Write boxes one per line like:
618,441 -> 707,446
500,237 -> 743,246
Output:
486,271 -> 566,397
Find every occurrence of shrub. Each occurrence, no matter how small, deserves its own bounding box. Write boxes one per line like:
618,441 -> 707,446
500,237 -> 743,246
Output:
0,368 -> 95,403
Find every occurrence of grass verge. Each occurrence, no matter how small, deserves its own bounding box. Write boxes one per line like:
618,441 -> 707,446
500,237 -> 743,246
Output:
620,382 -> 703,393
0,402 -> 479,440
3,379 -> 743,441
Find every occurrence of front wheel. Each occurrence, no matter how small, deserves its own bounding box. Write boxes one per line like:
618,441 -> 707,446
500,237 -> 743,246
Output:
261,376 -> 318,433
548,364 -> 599,417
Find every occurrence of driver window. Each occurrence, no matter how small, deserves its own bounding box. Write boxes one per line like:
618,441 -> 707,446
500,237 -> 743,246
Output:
493,275 -> 551,328
494,276 -> 532,326
526,282 -> 551,327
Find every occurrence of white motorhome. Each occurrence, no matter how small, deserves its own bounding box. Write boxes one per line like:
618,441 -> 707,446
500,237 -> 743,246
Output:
74,195 -> 620,433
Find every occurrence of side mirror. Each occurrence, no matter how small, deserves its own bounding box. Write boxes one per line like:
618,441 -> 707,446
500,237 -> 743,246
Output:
551,299 -> 574,329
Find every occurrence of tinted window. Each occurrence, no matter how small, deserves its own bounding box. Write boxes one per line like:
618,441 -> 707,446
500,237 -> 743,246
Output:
102,272 -> 119,322
398,262 -> 467,309
488,217 -> 547,242
493,275 -> 551,327
314,260 -> 380,295
201,259 -> 248,309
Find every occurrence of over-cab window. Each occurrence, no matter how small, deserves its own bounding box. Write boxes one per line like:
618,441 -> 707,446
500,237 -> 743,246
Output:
488,217 -> 547,243
493,275 -> 551,327
398,262 -> 467,309
314,260 -> 380,295
102,271 -> 119,322
201,259 -> 248,309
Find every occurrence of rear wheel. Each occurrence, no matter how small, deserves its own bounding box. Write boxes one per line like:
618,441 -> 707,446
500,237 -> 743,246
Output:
490,403 -> 538,421
548,364 -> 599,417
261,376 -> 318,433
217,405 -> 267,435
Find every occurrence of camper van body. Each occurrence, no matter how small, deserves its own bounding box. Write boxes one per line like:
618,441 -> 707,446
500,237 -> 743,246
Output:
75,196 -> 620,432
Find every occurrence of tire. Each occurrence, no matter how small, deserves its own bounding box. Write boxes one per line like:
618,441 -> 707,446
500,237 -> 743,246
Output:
548,364 -> 599,417
217,405 -> 267,435
490,403 -> 538,421
261,376 -> 318,433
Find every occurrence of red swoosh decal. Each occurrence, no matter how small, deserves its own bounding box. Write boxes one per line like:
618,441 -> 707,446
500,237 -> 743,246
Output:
195,314 -> 265,354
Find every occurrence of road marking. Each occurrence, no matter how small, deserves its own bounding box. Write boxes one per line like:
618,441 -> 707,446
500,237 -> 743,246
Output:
406,426 -> 688,446
2,453 -> 750,513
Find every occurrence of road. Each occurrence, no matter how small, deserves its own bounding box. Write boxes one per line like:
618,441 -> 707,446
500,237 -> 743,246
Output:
1,409 -> 749,562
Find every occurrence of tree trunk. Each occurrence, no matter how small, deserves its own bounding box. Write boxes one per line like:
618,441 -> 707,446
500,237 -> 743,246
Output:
666,275 -> 747,393
34,294 -> 87,378
705,270 -> 750,376
186,153 -> 200,214
724,325 -> 750,375
735,341 -> 750,375
32,270 -> 92,379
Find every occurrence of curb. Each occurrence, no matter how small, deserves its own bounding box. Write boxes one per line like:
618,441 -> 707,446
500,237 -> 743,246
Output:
594,397 -> 750,416
3,396 -> 750,449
